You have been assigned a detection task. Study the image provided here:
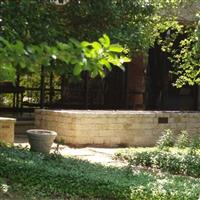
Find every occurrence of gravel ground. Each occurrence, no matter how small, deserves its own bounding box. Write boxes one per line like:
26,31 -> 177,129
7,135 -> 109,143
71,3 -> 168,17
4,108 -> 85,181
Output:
14,134 -> 127,167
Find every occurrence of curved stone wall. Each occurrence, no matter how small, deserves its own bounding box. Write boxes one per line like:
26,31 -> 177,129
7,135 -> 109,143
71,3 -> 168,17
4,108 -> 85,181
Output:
35,109 -> 200,147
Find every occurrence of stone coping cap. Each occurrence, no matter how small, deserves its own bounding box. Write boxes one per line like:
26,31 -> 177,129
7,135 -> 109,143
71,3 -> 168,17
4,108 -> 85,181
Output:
35,109 -> 200,115
0,117 -> 16,121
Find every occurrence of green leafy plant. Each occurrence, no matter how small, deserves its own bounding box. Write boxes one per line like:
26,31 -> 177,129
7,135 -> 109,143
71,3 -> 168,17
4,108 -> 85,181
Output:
158,12 -> 200,88
157,129 -> 174,150
176,130 -> 190,148
115,149 -> 200,178
189,136 -> 200,155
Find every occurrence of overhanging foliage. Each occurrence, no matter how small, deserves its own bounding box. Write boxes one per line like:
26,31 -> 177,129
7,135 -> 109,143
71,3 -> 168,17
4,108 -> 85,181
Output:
0,34 -> 130,81
0,0 -> 199,87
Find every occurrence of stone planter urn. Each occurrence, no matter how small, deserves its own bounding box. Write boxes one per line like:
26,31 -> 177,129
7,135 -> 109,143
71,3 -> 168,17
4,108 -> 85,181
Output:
27,129 -> 57,154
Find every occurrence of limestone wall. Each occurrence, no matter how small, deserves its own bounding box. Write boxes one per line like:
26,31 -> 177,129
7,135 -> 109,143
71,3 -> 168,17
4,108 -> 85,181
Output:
35,109 -> 200,147
0,117 -> 16,144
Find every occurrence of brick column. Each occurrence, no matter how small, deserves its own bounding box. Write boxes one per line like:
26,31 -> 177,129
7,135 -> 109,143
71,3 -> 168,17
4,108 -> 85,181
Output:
127,53 -> 147,110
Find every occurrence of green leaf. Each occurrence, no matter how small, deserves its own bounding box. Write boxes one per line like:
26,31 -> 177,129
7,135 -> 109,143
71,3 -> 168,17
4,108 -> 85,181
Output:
0,64 -> 16,82
92,42 -> 102,50
99,59 -> 112,71
118,65 -> 125,71
73,64 -> 83,76
19,60 -> 26,69
81,41 -> 91,47
15,41 -> 24,51
109,44 -> 124,52
0,37 -> 11,48
90,70 -> 98,78
120,56 -> 131,63
98,70 -> 105,78
57,42 -> 70,50
99,34 -> 110,48
69,38 -> 80,47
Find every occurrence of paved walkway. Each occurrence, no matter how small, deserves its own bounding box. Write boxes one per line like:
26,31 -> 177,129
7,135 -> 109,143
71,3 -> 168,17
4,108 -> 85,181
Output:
14,135 -> 126,167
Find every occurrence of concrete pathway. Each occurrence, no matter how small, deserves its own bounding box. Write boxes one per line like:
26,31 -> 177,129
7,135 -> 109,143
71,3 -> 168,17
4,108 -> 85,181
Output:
14,135 -> 126,167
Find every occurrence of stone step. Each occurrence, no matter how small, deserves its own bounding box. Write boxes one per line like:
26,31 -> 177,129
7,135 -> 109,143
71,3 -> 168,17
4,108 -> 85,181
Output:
15,120 -> 35,135
14,134 -> 28,144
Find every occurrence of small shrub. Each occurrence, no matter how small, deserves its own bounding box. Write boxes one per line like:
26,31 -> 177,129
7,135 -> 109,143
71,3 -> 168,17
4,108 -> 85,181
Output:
189,136 -> 200,155
115,150 -> 200,178
176,130 -> 190,148
157,129 -> 174,150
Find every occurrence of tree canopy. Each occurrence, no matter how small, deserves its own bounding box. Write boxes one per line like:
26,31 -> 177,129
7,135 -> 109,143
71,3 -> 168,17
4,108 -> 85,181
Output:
0,0 -> 199,87
0,0 -> 168,50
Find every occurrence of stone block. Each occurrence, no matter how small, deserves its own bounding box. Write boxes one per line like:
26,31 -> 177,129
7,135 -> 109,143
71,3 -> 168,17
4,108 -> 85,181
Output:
176,123 -> 187,129
186,122 -> 200,129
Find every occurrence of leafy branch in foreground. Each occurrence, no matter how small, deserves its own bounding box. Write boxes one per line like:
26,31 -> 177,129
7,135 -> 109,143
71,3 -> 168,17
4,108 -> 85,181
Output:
0,34 -> 130,82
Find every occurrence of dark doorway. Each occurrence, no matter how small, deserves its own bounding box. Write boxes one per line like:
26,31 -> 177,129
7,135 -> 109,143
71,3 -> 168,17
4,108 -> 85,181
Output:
147,44 -> 198,110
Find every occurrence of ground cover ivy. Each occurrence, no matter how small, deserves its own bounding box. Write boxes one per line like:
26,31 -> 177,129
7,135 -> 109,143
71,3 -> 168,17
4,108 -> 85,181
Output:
0,144 -> 199,200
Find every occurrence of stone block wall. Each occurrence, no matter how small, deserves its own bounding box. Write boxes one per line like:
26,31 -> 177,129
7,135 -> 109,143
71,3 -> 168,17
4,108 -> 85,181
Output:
0,117 -> 16,144
35,110 -> 200,147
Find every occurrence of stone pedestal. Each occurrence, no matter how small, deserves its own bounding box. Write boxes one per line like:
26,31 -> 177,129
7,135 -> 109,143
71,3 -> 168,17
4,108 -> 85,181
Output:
0,117 -> 16,144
